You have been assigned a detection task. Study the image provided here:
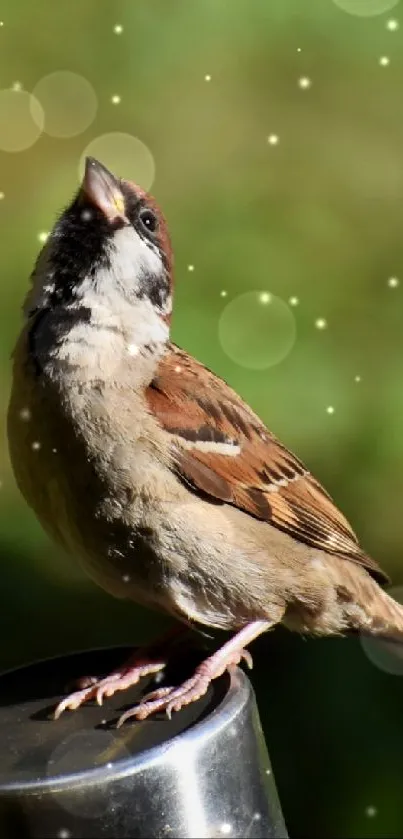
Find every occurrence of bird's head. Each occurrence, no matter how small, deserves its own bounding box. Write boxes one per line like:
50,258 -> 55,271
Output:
26,158 -> 174,346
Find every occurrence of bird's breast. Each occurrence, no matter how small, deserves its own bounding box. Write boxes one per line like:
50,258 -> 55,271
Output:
7,336 -> 179,606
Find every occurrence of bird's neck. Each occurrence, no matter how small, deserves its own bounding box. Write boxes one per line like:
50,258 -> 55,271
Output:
27,291 -> 169,388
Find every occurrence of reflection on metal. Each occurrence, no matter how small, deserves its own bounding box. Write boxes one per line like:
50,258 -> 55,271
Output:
0,646 -> 288,838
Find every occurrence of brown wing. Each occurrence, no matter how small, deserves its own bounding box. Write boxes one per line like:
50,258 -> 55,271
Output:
146,344 -> 389,585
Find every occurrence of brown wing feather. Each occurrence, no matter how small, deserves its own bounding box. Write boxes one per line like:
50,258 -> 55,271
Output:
146,344 -> 389,585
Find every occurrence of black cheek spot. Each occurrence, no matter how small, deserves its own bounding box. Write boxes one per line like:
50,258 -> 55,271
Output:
137,271 -> 171,311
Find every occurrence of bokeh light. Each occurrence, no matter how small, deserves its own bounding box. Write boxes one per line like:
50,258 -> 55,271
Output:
332,0 -> 399,15
218,291 -> 296,370
32,71 -> 97,138
79,133 -> 156,191
298,76 -> 312,89
0,88 -> 43,152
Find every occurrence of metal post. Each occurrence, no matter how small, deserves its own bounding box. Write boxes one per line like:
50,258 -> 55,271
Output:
0,647 -> 288,838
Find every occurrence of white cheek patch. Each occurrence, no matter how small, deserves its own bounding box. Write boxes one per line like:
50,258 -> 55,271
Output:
107,226 -> 164,296
25,220 -> 171,375
77,224 -> 171,347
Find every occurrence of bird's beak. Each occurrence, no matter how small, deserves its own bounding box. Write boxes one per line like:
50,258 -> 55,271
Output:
81,157 -> 128,223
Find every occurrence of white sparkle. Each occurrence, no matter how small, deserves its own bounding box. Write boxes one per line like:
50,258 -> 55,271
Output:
267,133 -> 279,145
219,825 -> 232,835
31,441 -> 41,451
354,375 -> 361,383
379,56 -> 390,67
38,231 -> 49,244
289,296 -> 299,306
127,343 -> 139,356
253,813 -> 262,821
113,24 -> 123,34
220,290 -> 228,297
386,18 -> 399,31
12,81 -> 22,92
57,831 -> 71,839
298,76 -> 311,89
387,276 -> 399,288
19,407 -> 31,421
52,447 -> 57,453
81,209 -> 92,222
107,762 -> 113,769
365,806 -> 377,818
297,47 -> 302,53
122,574 -> 130,582
154,670 -> 164,684
0,22 -> 4,27
265,768 -> 272,775
0,192 -> 4,200
204,74 -> 212,82
326,406 -> 335,415
315,317 -> 327,330
174,365 -> 182,373
111,95 -> 121,105
259,292 -> 272,304
187,264 -> 195,272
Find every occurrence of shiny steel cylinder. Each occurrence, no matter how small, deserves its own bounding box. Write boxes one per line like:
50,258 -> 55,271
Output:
0,646 -> 288,838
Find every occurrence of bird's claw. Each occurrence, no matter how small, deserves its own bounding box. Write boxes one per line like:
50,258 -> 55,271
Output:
53,661 -> 166,720
116,646 -> 253,726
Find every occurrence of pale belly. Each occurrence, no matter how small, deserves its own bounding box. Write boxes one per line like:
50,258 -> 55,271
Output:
7,374 -> 176,613
7,362 -> 281,632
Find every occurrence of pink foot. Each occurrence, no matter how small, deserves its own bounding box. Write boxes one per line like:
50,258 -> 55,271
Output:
53,626 -> 184,720
54,658 -> 166,719
116,620 -> 270,726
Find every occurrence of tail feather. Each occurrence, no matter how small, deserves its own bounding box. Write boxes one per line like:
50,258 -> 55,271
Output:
362,585 -> 403,638
326,557 -> 403,639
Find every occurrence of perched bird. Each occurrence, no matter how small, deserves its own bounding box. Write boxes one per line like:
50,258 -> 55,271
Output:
7,158 -> 403,725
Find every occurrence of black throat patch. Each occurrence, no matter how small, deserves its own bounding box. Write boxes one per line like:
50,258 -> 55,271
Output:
44,195 -> 116,307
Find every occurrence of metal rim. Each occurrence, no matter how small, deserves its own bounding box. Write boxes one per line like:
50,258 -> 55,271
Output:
0,660 -> 252,795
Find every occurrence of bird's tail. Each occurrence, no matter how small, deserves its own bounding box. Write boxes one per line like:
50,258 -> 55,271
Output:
361,584 -> 403,640
328,558 -> 403,641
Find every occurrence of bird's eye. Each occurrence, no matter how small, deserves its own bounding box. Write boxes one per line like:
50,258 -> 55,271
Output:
138,208 -> 158,234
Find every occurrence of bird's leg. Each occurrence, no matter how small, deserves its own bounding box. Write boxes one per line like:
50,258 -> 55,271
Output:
54,625 -> 185,719
116,619 -> 271,726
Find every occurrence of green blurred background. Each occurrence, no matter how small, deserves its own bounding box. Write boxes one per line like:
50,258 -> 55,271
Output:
1,0 -> 403,835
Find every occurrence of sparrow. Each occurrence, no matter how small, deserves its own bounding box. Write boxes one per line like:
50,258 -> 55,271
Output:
7,157 -> 403,725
